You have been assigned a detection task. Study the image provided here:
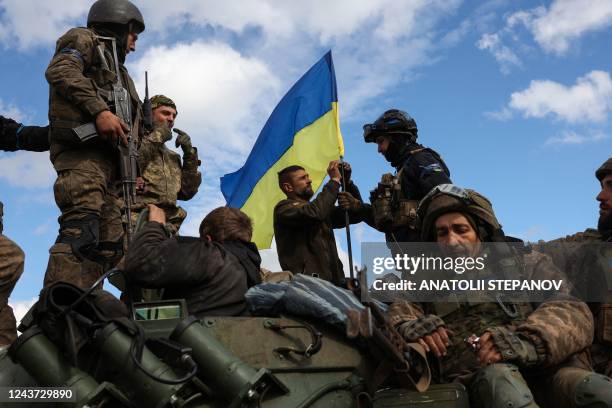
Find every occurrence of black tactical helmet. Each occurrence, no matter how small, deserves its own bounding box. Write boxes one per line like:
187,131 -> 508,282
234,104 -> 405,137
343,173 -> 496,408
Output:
363,109 -> 418,143
87,0 -> 145,33
595,157 -> 612,181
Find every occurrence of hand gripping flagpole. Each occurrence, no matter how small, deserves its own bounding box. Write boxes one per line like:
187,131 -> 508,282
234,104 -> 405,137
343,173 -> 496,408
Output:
339,156 -> 355,282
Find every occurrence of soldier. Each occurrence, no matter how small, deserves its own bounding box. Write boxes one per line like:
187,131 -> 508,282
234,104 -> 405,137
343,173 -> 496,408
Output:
125,204 -> 261,317
0,202 -> 25,349
132,95 -> 201,235
43,0 -> 145,289
388,184 -> 611,408
364,109 -> 451,243
535,158 -> 612,376
0,115 -> 49,152
274,160 -> 371,286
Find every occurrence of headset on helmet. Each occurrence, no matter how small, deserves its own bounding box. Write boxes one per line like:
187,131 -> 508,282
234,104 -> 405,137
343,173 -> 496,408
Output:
363,109 -> 418,143
87,0 -> 145,33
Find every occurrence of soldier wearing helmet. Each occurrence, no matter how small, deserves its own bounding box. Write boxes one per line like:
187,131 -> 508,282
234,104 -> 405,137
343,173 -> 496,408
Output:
43,0 -> 145,290
535,157 -> 612,377
388,184 -> 611,408
362,109 -> 451,244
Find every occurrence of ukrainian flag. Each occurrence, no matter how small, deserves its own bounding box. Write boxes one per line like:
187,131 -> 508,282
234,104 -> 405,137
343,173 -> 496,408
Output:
221,51 -> 344,249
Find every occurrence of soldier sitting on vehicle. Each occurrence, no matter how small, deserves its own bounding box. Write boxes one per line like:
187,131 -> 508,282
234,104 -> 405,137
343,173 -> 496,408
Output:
388,184 -> 612,408
125,204 -> 262,317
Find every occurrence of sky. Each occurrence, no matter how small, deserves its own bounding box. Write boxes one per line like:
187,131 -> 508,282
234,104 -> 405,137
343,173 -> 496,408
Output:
1,0 -> 611,316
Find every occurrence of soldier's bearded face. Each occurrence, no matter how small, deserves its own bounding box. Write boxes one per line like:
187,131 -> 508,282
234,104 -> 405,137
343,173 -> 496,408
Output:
153,106 -> 177,131
434,212 -> 481,258
597,174 -> 612,231
290,170 -> 314,200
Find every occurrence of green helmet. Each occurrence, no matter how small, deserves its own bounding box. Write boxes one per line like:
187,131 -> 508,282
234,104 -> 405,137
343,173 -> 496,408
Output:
418,184 -> 501,242
595,157 -> 612,181
87,0 -> 145,33
363,109 -> 418,143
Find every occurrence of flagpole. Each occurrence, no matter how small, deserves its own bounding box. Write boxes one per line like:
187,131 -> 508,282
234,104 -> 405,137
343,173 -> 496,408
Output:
339,156 -> 355,282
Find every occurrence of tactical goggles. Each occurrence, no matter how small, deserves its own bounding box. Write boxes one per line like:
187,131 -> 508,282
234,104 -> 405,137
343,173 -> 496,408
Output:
363,119 -> 412,142
417,184 -> 472,217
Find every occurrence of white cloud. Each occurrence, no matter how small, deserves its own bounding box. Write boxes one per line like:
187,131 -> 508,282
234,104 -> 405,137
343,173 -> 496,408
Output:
259,240 -> 282,272
0,151 -> 54,189
544,130 -> 608,146
33,218 -> 54,236
9,297 -> 37,325
519,0 -> 612,55
128,41 -> 281,171
0,98 -> 27,122
508,70 -> 612,123
0,0 -> 88,50
484,106 -> 513,121
476,33 -> 521,74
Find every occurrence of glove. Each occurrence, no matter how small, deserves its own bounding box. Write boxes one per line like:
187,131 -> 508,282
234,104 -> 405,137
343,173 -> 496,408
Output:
397,314 -> 445,342
173,128 -> 192,152
338,191 -> 362,211
485,326 -> 539,366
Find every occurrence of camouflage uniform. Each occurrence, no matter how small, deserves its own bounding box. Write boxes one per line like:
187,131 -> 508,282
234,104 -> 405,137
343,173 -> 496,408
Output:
131,122 -> 201,235
535,158 -> 612,377
0,202 -> 25,346
389,186 -> 610,408
44,26 -> 142,289
274,180 -> 370,286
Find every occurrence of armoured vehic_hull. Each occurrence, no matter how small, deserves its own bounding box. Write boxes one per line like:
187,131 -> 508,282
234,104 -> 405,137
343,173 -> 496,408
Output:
0,299 -> 468,408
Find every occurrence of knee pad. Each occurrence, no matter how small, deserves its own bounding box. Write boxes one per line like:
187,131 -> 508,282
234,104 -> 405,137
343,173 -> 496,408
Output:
57,215 -> 100,261
575,373 -> 612,408
471,363 -> 537,408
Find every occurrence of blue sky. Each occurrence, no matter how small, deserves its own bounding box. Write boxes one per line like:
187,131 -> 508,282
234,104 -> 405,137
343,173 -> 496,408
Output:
1,0 -> 611,313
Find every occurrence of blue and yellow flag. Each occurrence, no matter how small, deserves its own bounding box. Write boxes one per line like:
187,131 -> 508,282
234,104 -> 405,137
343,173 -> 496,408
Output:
220,51 -> 344,249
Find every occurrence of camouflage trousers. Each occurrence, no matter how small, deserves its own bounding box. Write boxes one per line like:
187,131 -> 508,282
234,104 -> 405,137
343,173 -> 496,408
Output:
0,235 -> 24,346
129,204 -> 187,236
45,148 -> 124,290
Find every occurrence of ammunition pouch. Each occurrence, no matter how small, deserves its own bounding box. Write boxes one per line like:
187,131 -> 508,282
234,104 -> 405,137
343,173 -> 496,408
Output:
397,315 -> 445,342
370,173 -> 418,232
484,327 -> 539,367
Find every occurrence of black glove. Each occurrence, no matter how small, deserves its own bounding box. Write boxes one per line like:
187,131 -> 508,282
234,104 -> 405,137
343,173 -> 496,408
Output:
338,191 -> 362,211
485,326 -> 539,366
397,314 -> 445,342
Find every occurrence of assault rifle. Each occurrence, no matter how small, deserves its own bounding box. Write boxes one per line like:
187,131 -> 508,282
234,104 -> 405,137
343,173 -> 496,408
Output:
345,268 -> 431,393
72,36 -> 138,243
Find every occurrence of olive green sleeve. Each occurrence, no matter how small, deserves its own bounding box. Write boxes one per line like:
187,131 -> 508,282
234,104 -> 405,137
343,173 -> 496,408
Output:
178,147 -> 202,201
45,28 -> 108,118
274,180 -> 340,226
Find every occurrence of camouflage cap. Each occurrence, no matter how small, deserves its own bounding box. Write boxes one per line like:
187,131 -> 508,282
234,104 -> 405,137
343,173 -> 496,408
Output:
150,95 -> 177,113
595,157 -> 612,181
418,184 -> 501,241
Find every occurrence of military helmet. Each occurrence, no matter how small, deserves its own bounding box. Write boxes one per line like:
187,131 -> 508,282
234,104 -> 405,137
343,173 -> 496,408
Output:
418,184 -> 501,241
87,0 -> 145,33
595,157 -> 612,181
363,109 -> 418,143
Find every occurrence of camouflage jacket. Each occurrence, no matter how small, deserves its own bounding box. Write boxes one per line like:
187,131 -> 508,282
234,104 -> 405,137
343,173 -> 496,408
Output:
45,27 -> 142,161
135,128 -> 201,210
535,228 -> 611,375
274,180 -> 371,286
388,250 -> 594,376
